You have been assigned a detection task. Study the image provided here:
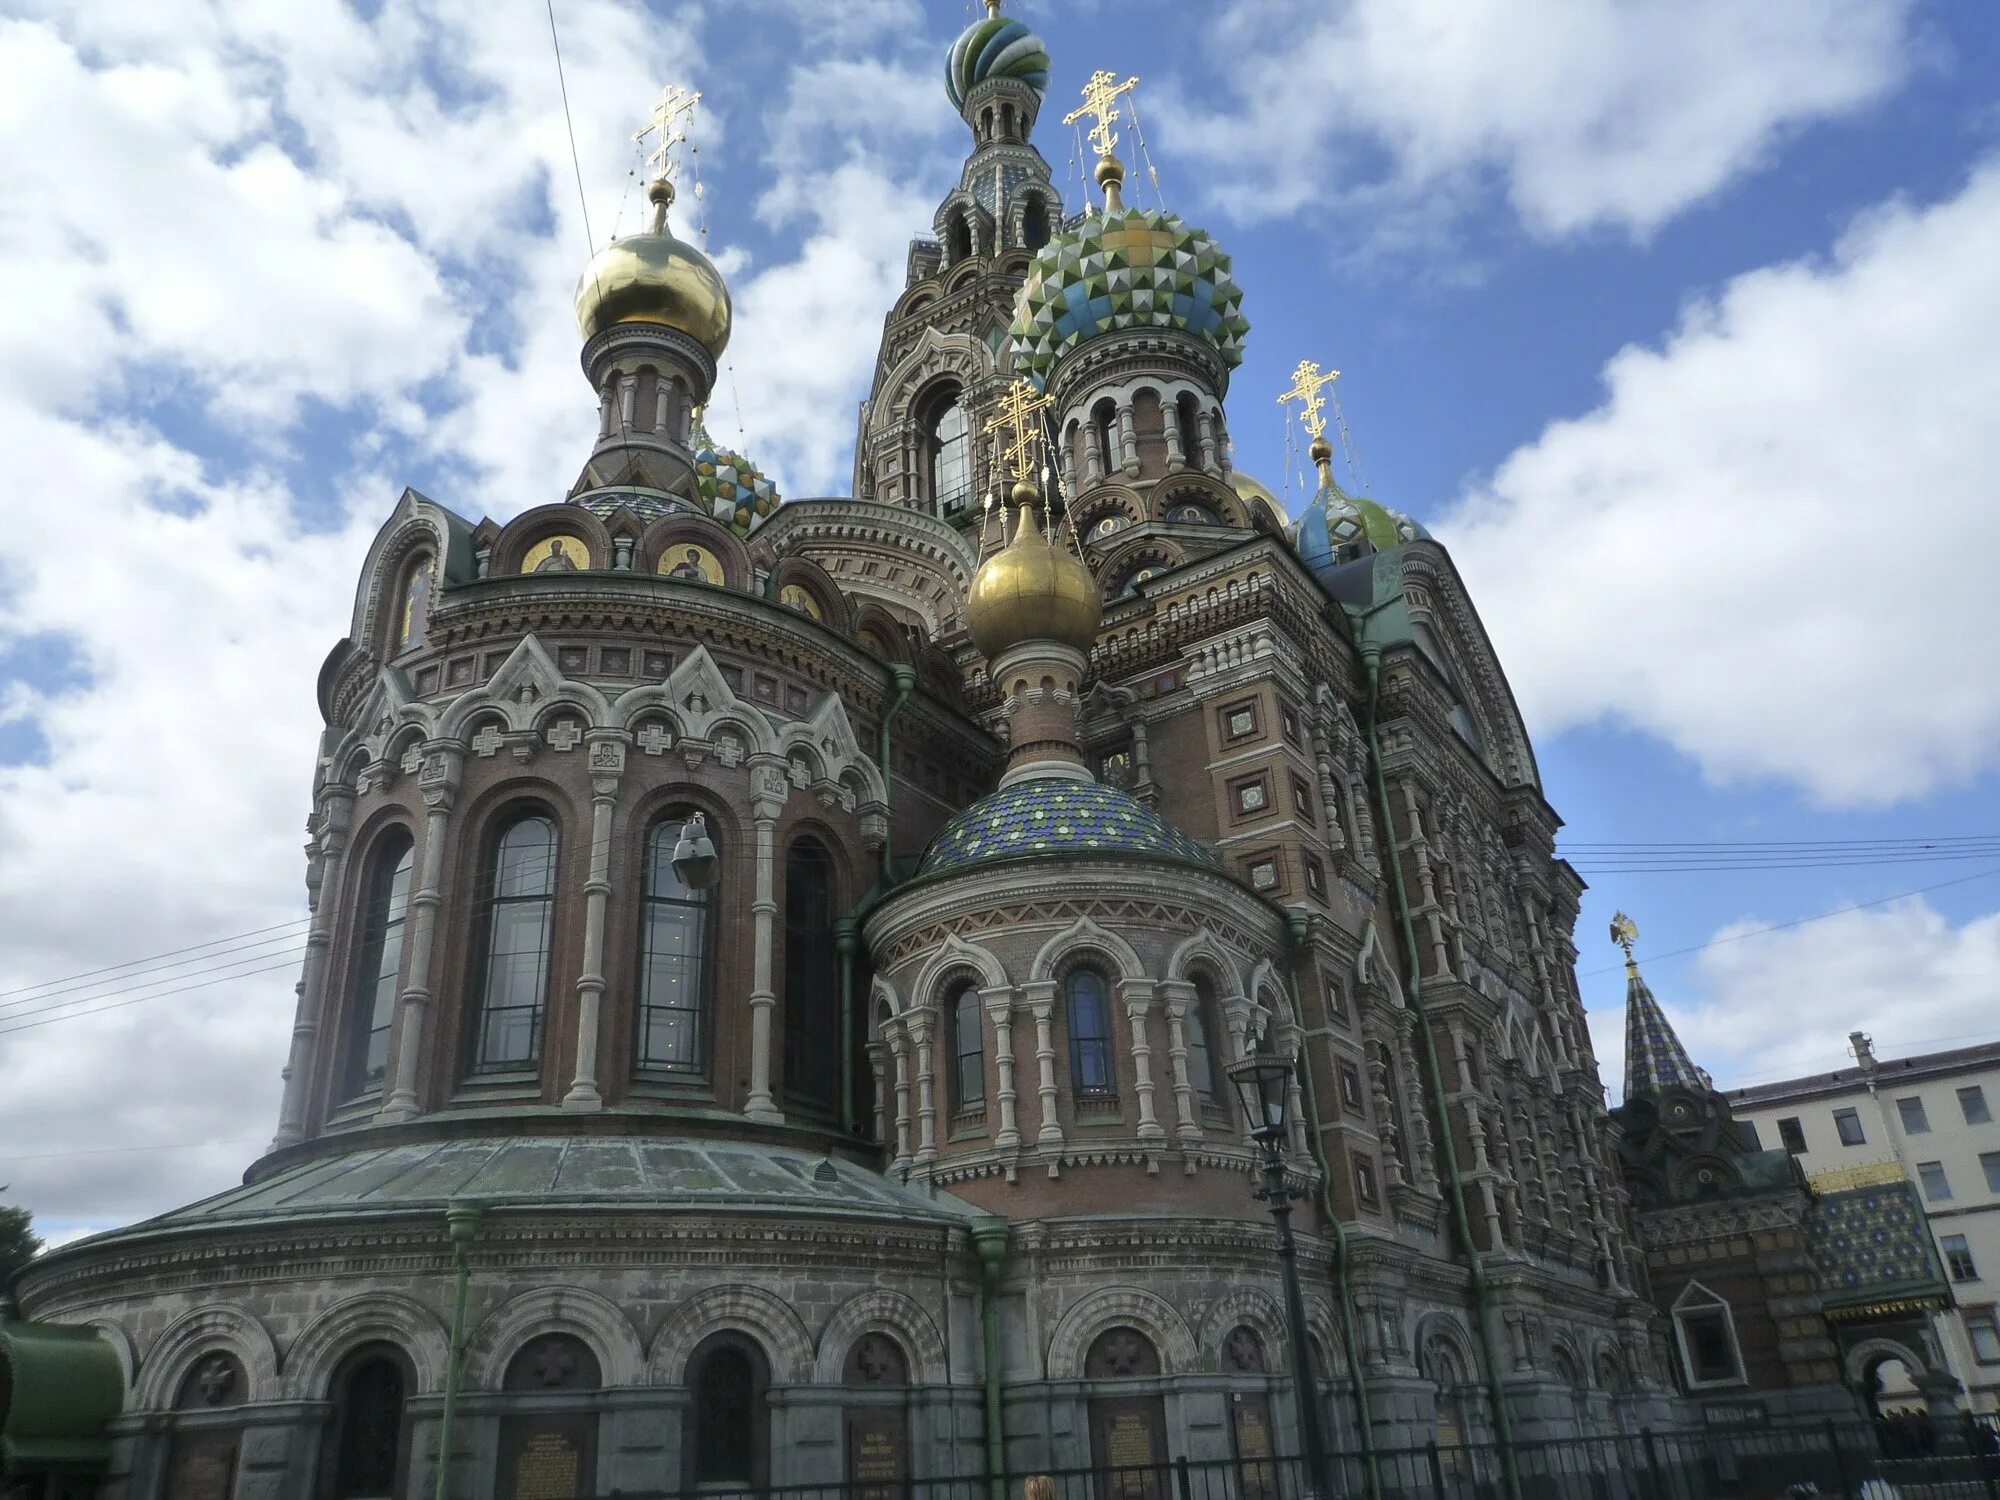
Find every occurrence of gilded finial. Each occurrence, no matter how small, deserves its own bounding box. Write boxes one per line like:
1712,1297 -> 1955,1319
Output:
1609,911 -> 1640,972
1064,70 -> 1139,211
634,86 -> 702,227
984,0 -> 1003,13
1278,359 -> 1341,482
986,377 -> 1055,495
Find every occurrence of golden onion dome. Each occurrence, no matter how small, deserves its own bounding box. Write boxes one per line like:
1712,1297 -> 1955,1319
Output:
1230,471 -> 1289,531
574,179 -> 732,356
967,483 -> 1101,659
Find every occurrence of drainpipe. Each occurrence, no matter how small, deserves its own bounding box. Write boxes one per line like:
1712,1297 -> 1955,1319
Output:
971,1217 -> 1011,1500
434,1201 -> 484,1500
1282,912 -> 1384,1500
839,663 -> 919,1136
1361,646 -> 1522,1500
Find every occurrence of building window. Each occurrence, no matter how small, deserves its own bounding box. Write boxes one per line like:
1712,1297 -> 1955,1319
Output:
469,813 -> 558,1075
327,1347 -> 409,1500
637,814 -> 713,1076
1833,1107 -> 1866,1147
685,1334 -> 770,1489
398,555 -> 433,651
1942,1233 -> 1978,1283
1671,1283 -> 1746,1389
782,839 -> 839,1116
1220,700 -> 1260,743
1231,775 -> 1270,817
923,387 -> 972,516
1246,857 -> 1279,892
1737,1120 -> 1762,1151
1354,1155 -> 1379,1206
1983,1150 -> 2000,1193
1325,979 -> 1348,1025
1066,967 -> 1116,1102
1968,1310 -> 2000,1365
1338,1059 -> 1366,1117
1897,1096 -> 1931,1134
1919,1160 -> 1953,1201
341,831 -> 414,1100
1304,854 -> 1327,900
1291,775 -> 1316,823
1958,1085 -> 1992,1125
1777,1116 -> 1806,1154
950,983 -> 985,1113
1186,980 -> 1221,1104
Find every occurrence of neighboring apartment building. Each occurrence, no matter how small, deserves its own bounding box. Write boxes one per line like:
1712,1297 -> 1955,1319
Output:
1728,1035 -> 2000,1414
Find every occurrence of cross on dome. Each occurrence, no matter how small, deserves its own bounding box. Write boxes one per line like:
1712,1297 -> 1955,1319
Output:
987,377 -> 1054,482
1278,359 -> 1340,441
1064,69 -> 1139,160
634,85 -> 702,184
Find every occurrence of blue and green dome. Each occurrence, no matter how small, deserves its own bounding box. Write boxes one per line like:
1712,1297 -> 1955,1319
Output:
946,14 -> 1050,109
1008,206 -> 1249,383
919,776 -> 1221,877
1293,476 -> 1427,566
693,426 -> 781,539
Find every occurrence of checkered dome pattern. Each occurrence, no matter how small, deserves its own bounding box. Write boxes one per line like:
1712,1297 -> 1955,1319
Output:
919,776 -> 1221,876
693,441 -> 781,539
1008,207 -> 1249,383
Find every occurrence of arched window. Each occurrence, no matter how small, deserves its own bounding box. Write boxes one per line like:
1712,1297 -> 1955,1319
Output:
327,1345 -> 409,1500
1024,199 -> 1050,251
686,1334 -> 771,1489
397,555 -> 433,652
1176,393 -> 1200,465
947,215 -> 973,264
638,813 -> 714,1077
925,388 -> 972,517
1084,1327 -> 1167,1488
499,1335 -> 601,1500
783,839 -> 838,1116
1092,401 -> 1119,474
469,813 -> 558,1076
341,831 -> 414,1100
1186,978 -> 1221,1105
950,982 -> 985,1114
1066,967 -> 1115,1102
166,1351 -> 246,1499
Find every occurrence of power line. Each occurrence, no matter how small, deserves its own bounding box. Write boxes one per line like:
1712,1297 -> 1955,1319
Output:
0,960 -> 306,1039
0,1137 -> 265,1166
544,0 -> 595,253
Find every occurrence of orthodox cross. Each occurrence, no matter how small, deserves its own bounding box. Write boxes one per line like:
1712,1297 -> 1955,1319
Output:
1277,358 -> 1340,441
987,377 -> 1053,481
634,85 -> 702,182
1063,69 -> 1139,159
1609,911 -> 1639,966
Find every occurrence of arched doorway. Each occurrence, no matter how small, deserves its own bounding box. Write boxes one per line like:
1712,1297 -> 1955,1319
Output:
497,1333 -> 601,1500
843,1333 -> 912,1500
683,1332 -> 771,1492
1084,1326 -> 1168,1500
323,1342 -> 413,1499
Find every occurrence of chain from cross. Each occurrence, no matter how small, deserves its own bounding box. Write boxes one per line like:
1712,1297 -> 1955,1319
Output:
1063,69 -> 1139,159
1277,359 -> 1340,440
986,377 -> 1053,481
635,86 -> 702,181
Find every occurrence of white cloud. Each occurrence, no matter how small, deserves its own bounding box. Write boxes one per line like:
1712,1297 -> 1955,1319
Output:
1172,0 -> 1915,239
1441,160 -> 2000,806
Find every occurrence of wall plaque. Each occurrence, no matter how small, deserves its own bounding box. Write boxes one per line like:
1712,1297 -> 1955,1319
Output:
499,1414 -> 597,1500
164,1429 -> 239,1500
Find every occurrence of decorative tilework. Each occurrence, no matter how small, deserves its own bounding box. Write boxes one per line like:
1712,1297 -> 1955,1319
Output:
1621,967 -> 1705,1102
918,777 -> 1220,876
1008,206 -> 1249,383
1809,1180 -> 1950,1309
572,488 -> 696,525
945,17 -> 1050,108
1292,476 -> 1427,576
692,427 -> 781,539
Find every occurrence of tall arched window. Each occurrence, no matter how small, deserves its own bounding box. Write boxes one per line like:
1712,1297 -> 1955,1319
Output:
327,1345 -> 409,1500
783,839 -> 838,1115
950,982 -> 985,1114
397,555 -> 433,652
1066,967 -> 1116,1102
1023,198 -> 1050,251
1186,978 -> 1221,1106
341,832 -> 414,1100
637,813 -> 714,1077
925,389 -> 972,517
469,813 -> 558,1076
1176,393 -> 1201,466
1092,400 -> 1119,474
686,1334 -> 771,1490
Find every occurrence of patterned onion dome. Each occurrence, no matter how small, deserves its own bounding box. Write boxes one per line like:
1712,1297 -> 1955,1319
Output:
918,776 -> 1221,877
1293,476 -> 1427,565
1009,205 -> 1249,383
946,14 -> 1051,109
693,430 -> 781,539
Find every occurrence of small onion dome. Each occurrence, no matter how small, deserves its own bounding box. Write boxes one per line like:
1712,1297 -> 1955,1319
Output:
574,178 -> 732,357
1293,469 -> 1427,565
1230,472 -> 1289,531
919,776 -> 1220,876
692,425 -> 781,539
946,13 -> 1051,109
1009,193 -> 1248,383
966,483 -> 1101,659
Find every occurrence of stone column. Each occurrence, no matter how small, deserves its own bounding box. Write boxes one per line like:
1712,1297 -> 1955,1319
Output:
598,387 -> 615,439
270,785 -> 355,1149
1060,433 -> 1079,501
563,735 -> 626,1110
984,986 -> 1022,1150
1084,421 -> 1106,488
913,1015 -> 939,1164
380,747 -> 463,1121
1116,401 -> 1140,478
868,1036 -> 890,1147
653,381 -> 670,434
1196,409 -> 1218,471
1162,403 -> 1186,472
1122,980 -> 1165,1142
1024,980 -> 1063,1148
889,1027 -> 913,1172
744,760 -> 787,1122
618,372 -> 637,430
1158,979 -> 1201,1145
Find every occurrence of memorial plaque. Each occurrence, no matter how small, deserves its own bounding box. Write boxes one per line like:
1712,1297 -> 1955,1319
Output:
1231,1394 -> 1279,1500
846,1407 -> 909,1500
1088,1397 -> 1167,1500
164,1428 -> 239,1500
499,1414 -> 597,1500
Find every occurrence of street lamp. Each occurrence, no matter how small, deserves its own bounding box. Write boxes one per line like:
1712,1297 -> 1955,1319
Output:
669,812 -> 719,891
1228,1052 -> 1336,1500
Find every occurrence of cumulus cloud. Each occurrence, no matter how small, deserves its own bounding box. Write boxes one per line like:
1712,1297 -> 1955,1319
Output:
1172,0 -> 1916,239
1442,161 -> 2000,806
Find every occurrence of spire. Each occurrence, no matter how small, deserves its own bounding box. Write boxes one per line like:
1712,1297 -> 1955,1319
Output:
1612,912 -> 1704,1102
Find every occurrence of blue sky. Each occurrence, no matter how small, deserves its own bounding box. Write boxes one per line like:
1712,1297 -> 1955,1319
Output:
2,0 -> 1998,1238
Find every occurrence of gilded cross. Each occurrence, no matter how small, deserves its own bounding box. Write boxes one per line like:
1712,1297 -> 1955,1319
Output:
1063,69 -> 1139,159
1609,911 -> 1639,964
634,85 -> 702,181
986,377 -> 1053,480
1277,358 -> 1340,440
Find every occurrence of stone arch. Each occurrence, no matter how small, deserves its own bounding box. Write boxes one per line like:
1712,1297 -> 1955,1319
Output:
1046,1286 -> 1197,1379
812,1290 -> 950,1386
1073,485 -> 1146,537
284,1292 -> 452,1398
1194,1288 -> 1288,1373
1845,1335 -> 1935,1392
912,935 -> 1010,1011
83,1320 -> 136,1396
347,494 -> 458,647
1166,930 -> 1243,995
649,1284 -> 815,1386
1414,1312 -> 1477,1385
136,1306 -> 280,1410
1152,473 -> 1249,530
492,502 -> 613,575
777,694 -> 888,809
1029,916 -> 1146,985
771,554 -> 851,634
638,512 -> 754,590
1591,1340 -> 1628,1393
465,1287 -> 645,1390
1100,537 -> 1186,597
437,635 -> 609,739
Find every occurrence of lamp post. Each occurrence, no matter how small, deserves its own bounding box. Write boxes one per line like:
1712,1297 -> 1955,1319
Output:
1229,1053 -> 1336,1500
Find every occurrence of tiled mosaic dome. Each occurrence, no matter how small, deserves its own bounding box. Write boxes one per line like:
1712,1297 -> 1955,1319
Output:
918,776 -> 1221,876
946,14 -> 1050,109
1293,477 -> 1427,567
1009,206 -> 1249,384
694,432 -> 781,539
